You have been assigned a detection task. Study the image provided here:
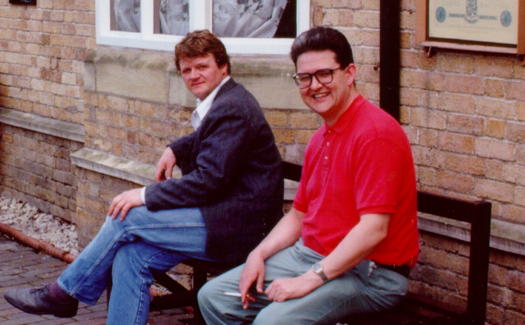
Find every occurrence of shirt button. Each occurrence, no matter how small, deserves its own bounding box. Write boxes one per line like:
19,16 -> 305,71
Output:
324,156 -> 328,160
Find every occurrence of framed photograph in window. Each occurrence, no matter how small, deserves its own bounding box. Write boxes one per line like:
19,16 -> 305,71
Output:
416,0 -> 525,54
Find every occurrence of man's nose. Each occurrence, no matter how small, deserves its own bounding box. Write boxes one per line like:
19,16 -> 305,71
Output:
189,69 -> 200,79
309,75 -> 323,89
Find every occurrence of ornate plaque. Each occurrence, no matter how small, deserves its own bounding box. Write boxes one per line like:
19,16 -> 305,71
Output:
428,0 -> 518,45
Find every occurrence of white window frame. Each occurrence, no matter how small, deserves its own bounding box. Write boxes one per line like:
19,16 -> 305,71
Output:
95,0 -> 310,55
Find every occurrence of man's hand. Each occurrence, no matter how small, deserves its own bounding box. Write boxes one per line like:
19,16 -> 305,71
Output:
108,188 -> 143,221
155,147 -> 176,181
265,271 -> 323,302
239,251 -> 266,309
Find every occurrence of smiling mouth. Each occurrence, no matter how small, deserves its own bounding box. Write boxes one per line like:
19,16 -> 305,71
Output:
312,93 -> 329,99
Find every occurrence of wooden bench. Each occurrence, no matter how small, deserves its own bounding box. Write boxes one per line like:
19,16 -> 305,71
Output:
148,161 -> 492,325
347,192 -> 492,325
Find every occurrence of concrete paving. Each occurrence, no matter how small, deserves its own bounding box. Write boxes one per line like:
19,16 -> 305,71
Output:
0,234 -> 194,325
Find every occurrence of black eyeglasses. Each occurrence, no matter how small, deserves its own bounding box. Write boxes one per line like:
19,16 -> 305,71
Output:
292,67 -> 341,89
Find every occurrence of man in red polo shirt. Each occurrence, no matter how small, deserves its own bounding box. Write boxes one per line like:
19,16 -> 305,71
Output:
198,26 -> 419,324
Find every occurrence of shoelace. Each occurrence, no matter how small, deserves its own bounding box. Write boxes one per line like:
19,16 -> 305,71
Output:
29,286 -> 48,296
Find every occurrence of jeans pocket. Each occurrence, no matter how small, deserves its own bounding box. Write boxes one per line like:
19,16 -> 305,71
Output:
368,263 -> 408,297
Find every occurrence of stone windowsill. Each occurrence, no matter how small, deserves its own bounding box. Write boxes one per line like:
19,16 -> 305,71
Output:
71,147 -> 525,257
0,107 -> 84,143
84,46 -> 307,110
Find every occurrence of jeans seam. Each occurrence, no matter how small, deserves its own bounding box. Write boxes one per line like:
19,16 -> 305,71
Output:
67,227 -> 126,302
133,249 -> 174,325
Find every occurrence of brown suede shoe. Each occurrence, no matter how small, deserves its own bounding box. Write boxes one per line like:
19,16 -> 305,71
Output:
4,285 -> 78,318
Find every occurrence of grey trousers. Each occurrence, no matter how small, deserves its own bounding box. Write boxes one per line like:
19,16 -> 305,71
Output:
198,241 -> 408,325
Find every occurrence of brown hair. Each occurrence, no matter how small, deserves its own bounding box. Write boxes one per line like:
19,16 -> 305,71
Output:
175,30 -> 231,74
290,26 -> 354,69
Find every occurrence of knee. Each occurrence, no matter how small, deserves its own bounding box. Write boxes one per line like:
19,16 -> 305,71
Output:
253,306 -> 283,325
197,279 -> 218,310
112,244 -> 150,278
100,206 -> 143,233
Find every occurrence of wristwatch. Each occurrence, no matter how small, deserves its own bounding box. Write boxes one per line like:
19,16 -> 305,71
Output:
311,262 -> 329,283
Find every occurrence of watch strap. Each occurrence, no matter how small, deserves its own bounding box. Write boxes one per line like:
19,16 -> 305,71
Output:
311,262 -> 329,283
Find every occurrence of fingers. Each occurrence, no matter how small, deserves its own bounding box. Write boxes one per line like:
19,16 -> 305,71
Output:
239,279 -> 252,309
155,148 -> 176,182
155,166 -> 165,182
265,282 -> 284,302
239,269 -> 257,309
241,293 -> 255,310
107,189 -> 141,221
108,194 -> 122,219
119,204 -> 131,221
256,271 -> 265,293
164,163 -> 174,180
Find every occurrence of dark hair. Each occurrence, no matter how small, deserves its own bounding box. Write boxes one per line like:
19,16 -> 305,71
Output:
290,26 -> 354,68
175,30 -> 231,74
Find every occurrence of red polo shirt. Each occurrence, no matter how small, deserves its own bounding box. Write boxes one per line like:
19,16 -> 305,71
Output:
294,95 -> 419,266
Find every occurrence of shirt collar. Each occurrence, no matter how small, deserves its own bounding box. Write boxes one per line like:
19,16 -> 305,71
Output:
323,94 -> 365,136
192,76 -> 231,130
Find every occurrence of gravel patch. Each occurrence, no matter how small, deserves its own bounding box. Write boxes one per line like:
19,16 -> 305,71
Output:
0,195 -> 80,256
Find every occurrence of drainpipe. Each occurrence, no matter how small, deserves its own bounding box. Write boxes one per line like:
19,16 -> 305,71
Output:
379,0 -> 401,121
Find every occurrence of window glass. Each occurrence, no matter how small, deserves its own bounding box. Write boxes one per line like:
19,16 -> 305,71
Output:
157,0 -> 189,35
212,0 -> 295,38
111,0 -> 141,32
97,0 -> 309,54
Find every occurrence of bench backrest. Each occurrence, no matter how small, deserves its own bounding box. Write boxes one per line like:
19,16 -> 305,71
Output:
417,192 -> 491,325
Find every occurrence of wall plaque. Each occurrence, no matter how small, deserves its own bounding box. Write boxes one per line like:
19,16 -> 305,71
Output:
417,0 -> 525,54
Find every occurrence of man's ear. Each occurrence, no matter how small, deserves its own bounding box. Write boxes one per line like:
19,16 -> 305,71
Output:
219,63 -> 229,76
344,64 -> 356,87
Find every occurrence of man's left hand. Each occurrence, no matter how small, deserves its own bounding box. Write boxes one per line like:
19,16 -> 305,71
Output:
264,271 -> 323,302
108,188 -> 143,221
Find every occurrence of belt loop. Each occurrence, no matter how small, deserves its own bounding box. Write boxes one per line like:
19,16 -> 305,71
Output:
368,260 -> 377,276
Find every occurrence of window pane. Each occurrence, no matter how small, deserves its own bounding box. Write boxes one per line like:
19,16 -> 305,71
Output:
212,0 -> 296,38
156,0 -> 189,35
111,0 -> 141,32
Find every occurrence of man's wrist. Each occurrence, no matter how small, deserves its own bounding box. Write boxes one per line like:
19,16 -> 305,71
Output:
310,262 -> 329,283
303,269 -> 325,288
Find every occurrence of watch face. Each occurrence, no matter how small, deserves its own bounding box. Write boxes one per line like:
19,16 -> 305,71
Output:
312,262 -> 328,282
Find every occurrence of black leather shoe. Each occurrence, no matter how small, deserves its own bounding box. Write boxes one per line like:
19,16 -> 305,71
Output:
4,285 -> 78,318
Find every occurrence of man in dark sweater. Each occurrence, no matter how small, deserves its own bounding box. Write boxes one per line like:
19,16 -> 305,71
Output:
4,30 -> 283,325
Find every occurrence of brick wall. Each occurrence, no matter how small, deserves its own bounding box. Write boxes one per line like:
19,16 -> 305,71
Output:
0,0 -> 95,124
0,0 -> 524,324
0,124 -> 82,222
0,0 -> 94,220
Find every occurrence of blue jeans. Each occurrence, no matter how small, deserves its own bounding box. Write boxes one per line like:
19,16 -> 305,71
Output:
56,206 -> 211,325
198,241 -> 408,325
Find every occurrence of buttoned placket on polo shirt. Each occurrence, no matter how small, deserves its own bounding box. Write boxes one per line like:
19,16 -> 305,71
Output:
321,128 -> 334,181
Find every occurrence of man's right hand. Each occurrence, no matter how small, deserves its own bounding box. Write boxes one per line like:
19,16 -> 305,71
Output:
155,147 -> 176,181
239,250 -> 266,309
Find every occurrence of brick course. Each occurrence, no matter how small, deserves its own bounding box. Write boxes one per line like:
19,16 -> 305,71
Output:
0,125 -> 82,222
0,0 -> 524,324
